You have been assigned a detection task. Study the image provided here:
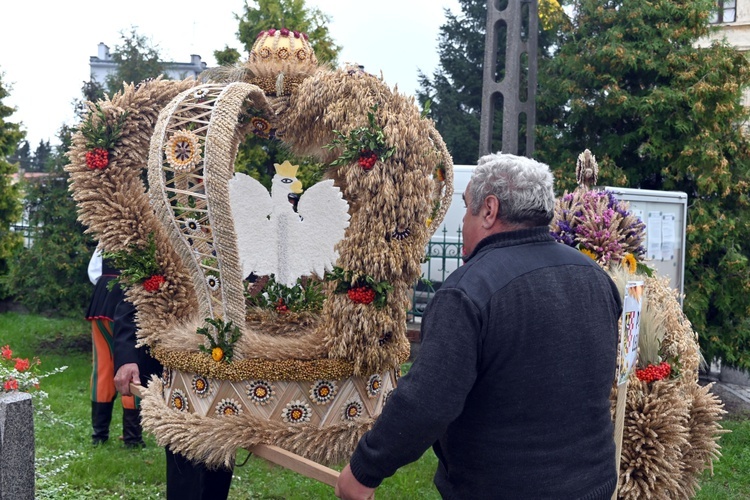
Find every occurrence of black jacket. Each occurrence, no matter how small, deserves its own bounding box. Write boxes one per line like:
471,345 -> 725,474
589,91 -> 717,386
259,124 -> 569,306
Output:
112,285 -> 162,384
350,227 -> 622,499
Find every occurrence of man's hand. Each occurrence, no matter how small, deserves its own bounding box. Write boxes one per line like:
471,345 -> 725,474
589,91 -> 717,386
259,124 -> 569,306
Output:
335,464 -> 375,500
114,363 -> 140,395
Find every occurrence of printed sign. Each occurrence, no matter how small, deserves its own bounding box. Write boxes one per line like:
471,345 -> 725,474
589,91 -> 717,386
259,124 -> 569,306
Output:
616,281 -> 644,386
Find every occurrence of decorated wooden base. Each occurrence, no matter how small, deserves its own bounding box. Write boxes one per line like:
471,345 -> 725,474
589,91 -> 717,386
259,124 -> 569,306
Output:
161,369 -> 397,427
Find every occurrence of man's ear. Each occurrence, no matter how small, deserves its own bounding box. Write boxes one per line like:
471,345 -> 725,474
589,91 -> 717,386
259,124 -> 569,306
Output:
482,195 -> 499,229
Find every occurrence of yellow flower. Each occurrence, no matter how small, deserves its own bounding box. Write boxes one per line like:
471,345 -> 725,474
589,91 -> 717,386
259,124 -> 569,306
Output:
426,218 -> 433,227
211,347 -> 224,362
539,0 -> 563,30
622,253 -> 637,274
580,248 -> 598,261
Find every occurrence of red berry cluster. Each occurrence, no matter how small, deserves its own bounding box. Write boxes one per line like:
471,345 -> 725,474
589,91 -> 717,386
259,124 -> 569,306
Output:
636,361 -> 672,383
347,286 -> 376,304
142,275 -> 165,292
358,150 -> 378,170
85,147 -> 109,169
275,298 -> 289,314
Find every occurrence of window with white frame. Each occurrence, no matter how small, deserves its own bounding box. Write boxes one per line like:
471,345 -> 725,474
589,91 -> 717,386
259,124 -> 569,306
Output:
710,0 -> 737,23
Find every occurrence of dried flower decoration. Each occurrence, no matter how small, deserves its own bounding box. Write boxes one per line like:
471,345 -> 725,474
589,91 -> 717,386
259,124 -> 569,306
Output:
244,275 -> 325,314
282,400 -> 312,423
366,374 -> 382,398
343,398 -> 363,421
165,129 -> 202,172
171,389 -> 189,412
250,116 -> 273,138
192,375 -> 210,397
80,103 -> 128,170
550,189 -> 645,266
216,398 -> 243,416
247,380 -> 274,405
327,267 -> 393,309
196,317 -> 242,363
102,233 -> 162,291
310,380 -> 337,405
324,104 -> 396,170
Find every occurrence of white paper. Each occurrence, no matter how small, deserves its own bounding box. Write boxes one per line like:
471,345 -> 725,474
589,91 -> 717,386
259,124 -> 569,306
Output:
647,211 -> 662,260
660,214 -> 675,260
617,281 -> 645,385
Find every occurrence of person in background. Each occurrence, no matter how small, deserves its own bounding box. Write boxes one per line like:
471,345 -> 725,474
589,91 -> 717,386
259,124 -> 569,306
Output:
336,153 -> 623,499
86,248 -> 144,447
113,284 -> 234,499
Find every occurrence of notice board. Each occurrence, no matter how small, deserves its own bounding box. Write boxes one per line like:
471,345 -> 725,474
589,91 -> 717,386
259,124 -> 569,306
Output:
604,187 -> 688,304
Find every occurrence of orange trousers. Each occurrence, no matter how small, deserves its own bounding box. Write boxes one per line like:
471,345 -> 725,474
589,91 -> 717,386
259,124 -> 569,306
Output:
90,318 -> 138,409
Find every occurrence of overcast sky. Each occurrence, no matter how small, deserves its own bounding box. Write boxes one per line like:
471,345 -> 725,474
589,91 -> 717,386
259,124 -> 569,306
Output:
1,0 -> 461,148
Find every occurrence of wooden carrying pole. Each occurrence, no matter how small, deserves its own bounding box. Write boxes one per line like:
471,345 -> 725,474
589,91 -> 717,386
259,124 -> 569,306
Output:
129,383 -> 340,488
611,381 -> 628,500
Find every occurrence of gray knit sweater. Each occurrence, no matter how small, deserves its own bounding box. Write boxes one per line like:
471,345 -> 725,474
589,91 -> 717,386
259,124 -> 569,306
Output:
349,227 -> 622,499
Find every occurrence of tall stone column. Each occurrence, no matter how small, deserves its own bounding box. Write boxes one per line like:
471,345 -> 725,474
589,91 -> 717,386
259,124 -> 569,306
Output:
479,0 -> 538,157
0,392 -> 35,500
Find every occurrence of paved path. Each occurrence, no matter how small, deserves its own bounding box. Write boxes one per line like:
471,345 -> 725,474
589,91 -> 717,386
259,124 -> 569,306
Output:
717,381 -> 750,404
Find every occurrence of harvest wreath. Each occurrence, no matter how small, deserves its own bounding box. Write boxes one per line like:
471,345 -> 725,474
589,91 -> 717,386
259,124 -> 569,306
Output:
66,28 -> 453,468
551,150 -> 726,499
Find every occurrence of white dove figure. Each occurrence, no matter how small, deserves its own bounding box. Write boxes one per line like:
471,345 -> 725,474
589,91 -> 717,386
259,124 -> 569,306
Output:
228,160 -> 350,287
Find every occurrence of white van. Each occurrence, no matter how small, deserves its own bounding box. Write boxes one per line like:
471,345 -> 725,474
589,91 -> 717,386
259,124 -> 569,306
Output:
420,164 -> 475,289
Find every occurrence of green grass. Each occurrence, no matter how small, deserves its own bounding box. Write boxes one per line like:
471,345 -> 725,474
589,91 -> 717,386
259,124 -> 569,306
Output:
696,416 -> 750,499
1,311 -> 747,499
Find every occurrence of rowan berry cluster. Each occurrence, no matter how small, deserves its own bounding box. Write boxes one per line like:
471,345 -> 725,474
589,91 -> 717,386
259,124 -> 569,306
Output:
358,150 -> 378,170
85,147 -> 109,169
347,286 -> 376,304
142,274 -> 165,292
275,298 -> 289,313
636,361 -> 672,383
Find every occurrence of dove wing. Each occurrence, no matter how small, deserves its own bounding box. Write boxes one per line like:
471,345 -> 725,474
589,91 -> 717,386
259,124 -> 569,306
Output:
288,180 -> 350,281
228,172 -> 276,279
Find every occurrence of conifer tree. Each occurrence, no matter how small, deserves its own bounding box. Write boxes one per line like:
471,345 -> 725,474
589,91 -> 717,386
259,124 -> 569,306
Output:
5,125 -> 94,315
535,0 -> 750,368
417,0 -> 489,165
8,140 -> 31,171
0,73 -> 24,297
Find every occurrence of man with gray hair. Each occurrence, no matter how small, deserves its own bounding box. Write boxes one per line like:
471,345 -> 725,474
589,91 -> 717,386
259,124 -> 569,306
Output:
337,153 -> 622,499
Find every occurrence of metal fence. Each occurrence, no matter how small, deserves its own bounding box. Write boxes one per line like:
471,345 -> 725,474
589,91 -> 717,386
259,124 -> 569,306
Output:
409,226 -> 463,320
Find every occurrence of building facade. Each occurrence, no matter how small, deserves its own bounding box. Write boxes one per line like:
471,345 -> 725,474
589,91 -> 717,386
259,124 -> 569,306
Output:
697,1 -> 749,104
89,42 -> 207,84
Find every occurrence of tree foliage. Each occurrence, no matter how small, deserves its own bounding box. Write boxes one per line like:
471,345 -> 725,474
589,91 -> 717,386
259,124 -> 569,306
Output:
74,80 -> 106,119
31,140 -> 52,172
5,125 -> 94,315
104,27 -> 166,94
0,73 -> 24,297
233,0 -> 341,188
8,140 -> 31,171
214,45 -> 242,66
417,0 -> 488,165
535,0 -> 750,368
